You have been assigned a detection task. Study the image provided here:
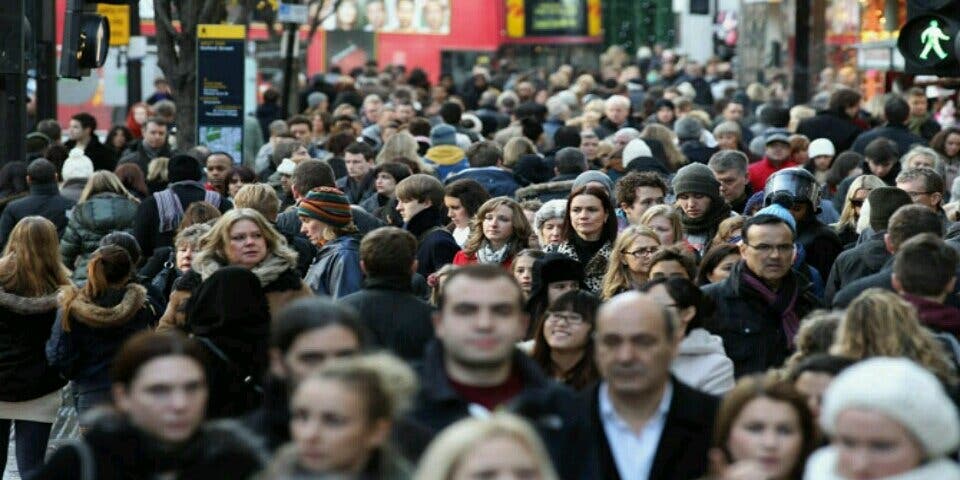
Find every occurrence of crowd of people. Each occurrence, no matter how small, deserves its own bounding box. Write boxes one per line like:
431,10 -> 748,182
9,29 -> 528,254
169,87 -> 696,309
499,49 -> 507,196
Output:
2,48 -> 960,479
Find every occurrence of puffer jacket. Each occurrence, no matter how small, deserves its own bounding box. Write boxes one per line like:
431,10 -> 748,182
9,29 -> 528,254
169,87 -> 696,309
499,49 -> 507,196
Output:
303,235 -> 363,299
45,284 -> 154,396
670,328 -> 735,395
60,193 -> 139,282
0,287 -> 66,402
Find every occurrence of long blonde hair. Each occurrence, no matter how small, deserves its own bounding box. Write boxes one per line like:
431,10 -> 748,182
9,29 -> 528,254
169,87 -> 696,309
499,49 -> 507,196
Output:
79,171 -> 139,203
463,197 -> 532,258
835,174 -> 884,233
414,413 -> 559,480
601,225 -> 660,300
197,208 -> 295,267
0,217 -> 71,297
831,289 -> 957,385
640,124 -> 687,171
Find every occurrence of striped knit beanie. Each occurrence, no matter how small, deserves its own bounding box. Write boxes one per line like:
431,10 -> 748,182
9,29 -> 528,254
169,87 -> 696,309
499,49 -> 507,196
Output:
298,187 -> 353,228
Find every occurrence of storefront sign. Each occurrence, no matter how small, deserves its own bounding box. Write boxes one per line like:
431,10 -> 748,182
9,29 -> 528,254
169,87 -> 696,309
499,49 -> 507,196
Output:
506,0 -> 601,37
196,24 -> 245,164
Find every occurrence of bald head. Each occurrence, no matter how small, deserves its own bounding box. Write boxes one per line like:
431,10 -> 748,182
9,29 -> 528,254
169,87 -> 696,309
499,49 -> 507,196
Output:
595,291 -> 678,396
598,291 -> 676,339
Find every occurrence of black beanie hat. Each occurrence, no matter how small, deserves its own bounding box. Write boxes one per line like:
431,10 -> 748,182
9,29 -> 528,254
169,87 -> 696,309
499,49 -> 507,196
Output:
868,187 -> 913,232
168,154 -> 202,183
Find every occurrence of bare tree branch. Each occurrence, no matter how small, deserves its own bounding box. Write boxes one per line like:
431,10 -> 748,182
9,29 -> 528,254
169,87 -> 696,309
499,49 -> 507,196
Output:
154,0 -> 180,41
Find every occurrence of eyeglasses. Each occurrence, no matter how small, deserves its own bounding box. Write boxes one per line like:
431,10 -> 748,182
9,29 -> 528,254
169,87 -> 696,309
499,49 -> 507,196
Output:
849,199 -> 864,208
545,312 -> 585,325
624,247 -> 659,258
903,191 -> 932,199
744,243 -> 795,255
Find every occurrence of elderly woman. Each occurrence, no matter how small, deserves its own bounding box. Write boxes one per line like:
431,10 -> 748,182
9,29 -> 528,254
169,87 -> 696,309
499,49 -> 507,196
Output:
147,223 -> 210,303
534,199 -> 567,248
805,357 -> 960,479
158,208 -> 311,331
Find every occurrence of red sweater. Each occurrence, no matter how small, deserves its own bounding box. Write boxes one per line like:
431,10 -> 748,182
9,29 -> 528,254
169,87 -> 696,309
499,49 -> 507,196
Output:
747,157 -> 800,193
453,250 -> 514,271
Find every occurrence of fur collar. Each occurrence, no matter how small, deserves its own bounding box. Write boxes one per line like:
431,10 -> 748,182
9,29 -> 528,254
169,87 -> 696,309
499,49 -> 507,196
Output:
804,447 -> 960,480
192,251 -> 297,287
515,180 -> 575,201
63,284 -> 147,328
0,287 -> 59,315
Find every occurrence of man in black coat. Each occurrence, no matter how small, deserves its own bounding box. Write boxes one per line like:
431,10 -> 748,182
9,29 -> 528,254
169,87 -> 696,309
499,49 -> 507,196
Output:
703,215 -> 821,377
0,159 -> 75,249
825,187 -> 912,303
796,88 -> 865,153
339,227 -> 435,363
132,155 -> 232,257
584,291 -> 718,480
851,96 -> 926,155
395,174 -> 459,277
833,205 -> 946,307
408,265 -> 587,480
64,112 -> 116,171
118,117 -> 173,176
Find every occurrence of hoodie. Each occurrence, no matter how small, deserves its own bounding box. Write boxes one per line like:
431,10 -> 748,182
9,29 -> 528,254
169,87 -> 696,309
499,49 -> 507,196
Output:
670,328 -> 735,395
902,293 -> 960,338
424,145 -> 468,180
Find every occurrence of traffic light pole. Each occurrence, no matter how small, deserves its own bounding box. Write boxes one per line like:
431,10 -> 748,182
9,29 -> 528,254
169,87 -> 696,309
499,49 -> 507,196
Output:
281,21 -> 297,117
0,0 -> 27,164
127,0 -> 142,106
31,0 -> 58,122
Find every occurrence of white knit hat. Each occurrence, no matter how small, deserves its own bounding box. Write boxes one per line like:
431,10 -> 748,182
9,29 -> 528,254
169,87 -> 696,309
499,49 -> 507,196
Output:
276,158 -> 296,176
820,357 -> 960,457
62,148 -> 94,181
622,138 -> 652,169
807,138 -> 835,158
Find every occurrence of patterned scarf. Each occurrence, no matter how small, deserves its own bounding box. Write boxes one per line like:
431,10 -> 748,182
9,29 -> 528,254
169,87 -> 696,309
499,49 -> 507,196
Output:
741,267 -> 801,348
476,241 -> 512,265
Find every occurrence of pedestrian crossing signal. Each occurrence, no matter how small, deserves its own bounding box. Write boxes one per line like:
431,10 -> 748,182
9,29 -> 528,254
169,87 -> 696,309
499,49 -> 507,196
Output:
899,1 -> 960,76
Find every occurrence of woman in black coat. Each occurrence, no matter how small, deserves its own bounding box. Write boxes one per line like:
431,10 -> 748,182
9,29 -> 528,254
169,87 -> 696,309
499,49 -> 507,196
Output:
184,266 -> 271,419
0,217 -> 72,478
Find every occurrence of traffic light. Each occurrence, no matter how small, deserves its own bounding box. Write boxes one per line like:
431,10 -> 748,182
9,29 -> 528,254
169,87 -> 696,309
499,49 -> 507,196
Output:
898,0 -> 960,76
59,0 -> 111,79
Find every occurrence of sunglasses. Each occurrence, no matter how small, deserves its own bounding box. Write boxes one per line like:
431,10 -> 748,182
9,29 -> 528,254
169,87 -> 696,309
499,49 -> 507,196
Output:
850,199 -> 864,208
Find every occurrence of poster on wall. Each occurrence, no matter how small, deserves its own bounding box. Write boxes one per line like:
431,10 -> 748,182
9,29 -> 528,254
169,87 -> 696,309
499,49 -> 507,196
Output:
325,31 -> 377,73
312,0 -> 450,34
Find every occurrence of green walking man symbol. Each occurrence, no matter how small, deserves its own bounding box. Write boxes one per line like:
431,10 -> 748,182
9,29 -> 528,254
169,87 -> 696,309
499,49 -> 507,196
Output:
920,19 -> 951,61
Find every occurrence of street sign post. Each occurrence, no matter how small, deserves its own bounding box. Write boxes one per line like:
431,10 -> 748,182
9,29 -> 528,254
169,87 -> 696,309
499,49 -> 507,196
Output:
196,24 -> 246,165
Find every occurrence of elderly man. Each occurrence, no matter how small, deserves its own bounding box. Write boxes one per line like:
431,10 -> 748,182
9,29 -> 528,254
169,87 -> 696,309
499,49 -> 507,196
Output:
597,95 -> 636,138
584,291 -> 718,480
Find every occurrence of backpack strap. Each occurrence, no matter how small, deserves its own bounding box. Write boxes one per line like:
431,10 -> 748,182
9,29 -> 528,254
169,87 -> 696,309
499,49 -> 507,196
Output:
203,189 -> 222,209
154,188 -> 184,233
190,335 -> 264,395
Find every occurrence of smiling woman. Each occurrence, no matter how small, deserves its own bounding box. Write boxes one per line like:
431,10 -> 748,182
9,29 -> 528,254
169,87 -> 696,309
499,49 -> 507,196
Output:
531,290 -> 601,391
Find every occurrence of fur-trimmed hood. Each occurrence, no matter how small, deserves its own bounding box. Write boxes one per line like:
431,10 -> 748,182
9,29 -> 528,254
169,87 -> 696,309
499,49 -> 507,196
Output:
0,287 -> 59,315
60,283 -> 147,330
515,179 -> 575,201
192,248 -> 299,287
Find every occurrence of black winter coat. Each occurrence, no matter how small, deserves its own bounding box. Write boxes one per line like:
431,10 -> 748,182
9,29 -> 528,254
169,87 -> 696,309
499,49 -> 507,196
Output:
132,182 -> 233,257
702,262 -> 821,377
45,285 -> 155,396
0,183 -> 75,250
824,233 -> 890,304
0,288 -> 66,402
339,275 -> 436,364
680,141 -> 718,165
405,206 -> 459,277
851,123 -> 926,156
33,410 -> 266,480
65,135 -> 116,172
797,217 -> 844,280
409,341 -> 588,480
796,110 -> 865,153
582,378 -> 719,480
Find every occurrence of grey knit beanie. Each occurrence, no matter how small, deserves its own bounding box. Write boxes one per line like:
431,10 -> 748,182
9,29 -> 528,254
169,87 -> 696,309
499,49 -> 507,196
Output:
671,163 -> 721,200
